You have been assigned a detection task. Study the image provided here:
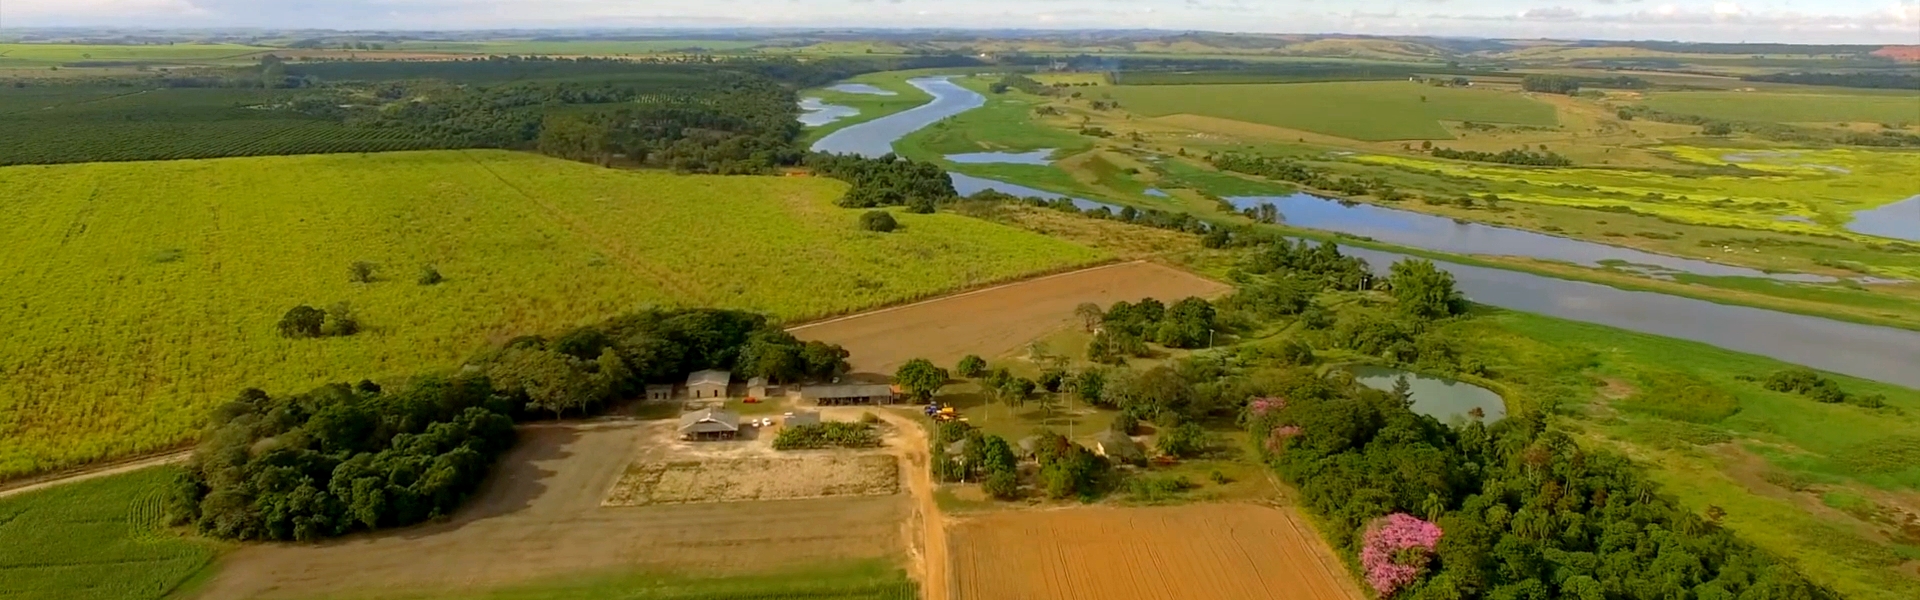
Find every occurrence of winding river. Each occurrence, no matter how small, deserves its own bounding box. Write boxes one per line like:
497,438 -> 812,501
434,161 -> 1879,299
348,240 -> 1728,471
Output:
806,77 -> 1920,389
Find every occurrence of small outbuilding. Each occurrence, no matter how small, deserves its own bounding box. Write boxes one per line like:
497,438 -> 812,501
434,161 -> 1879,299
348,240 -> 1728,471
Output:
644,384 -> 675,402
1092,430 -> 1146,465
747,376 -> 771,399
678,408 -> 741,440
801,383 -> 900,406
686,370 -> 731,399
784,410 -> 821,428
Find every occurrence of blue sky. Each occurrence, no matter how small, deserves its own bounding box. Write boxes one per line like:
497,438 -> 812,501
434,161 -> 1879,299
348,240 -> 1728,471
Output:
2,0 -> 1916,44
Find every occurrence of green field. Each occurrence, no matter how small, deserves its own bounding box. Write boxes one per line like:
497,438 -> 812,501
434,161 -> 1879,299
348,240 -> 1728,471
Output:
1107,80 -> 1560,140
0,150 -> 1107,478
0,88 -> 440,165
320,561 -> 915,600
1641,91 -> 1920,124
802,72 -> 933,142
0,42 -> 266,65
895,77 -> 1094,157
0,468 -> 219,600
393,40 -> 764,55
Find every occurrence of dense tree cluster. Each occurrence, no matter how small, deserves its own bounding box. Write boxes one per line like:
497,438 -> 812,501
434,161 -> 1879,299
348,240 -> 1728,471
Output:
1247,376 -> 1839,599
806,153 -> 957,211
1742,71 -> 1920,91
165,377 -> 517,541
1429,146 -> 1572,167
933,422 -> 1114,501
277,303 -> 361,339
1089,297 -> 1219,362
988,73 -> 1051,95
1241,239 -> 1374,291
1208,153 -> 1404,198
173,307 -> 850,541
1759,368 -> 1886,409
1520,74 -> 1583,95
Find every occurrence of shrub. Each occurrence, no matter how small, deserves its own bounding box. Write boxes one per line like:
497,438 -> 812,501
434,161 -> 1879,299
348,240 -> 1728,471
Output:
1125,474 -> 1195,502
348,261 -> 379,283
418,264 -> 444,286
859,210 -> 898,232
773,422 -> 881,450
983,469 -> 1021,500
277,305 -> 327,338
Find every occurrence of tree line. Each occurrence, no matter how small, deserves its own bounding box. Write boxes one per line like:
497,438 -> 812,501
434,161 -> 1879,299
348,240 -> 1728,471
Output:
1429,146 -> 1572,167
1208,152 -> 1405,199
805,153 -> 958,211
167,307 -> 851,541
1741,71 -> 1920,91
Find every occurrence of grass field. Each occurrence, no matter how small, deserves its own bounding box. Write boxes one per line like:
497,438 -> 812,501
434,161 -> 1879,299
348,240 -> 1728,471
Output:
896,77 -> 1093,157
0,42 -> 267,65
0,467 -> 219,600
393,40 -> 763,55
1454,309 -> 1920,600
319,561 -> 916,600
1641,91 -> 1920,125
1107,80 -> 1560,141
802,72 -> 934,142
0,150 -> 1107,479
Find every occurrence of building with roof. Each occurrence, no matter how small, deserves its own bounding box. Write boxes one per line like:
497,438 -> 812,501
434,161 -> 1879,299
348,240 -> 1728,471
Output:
644,384 -> 675,402
799,383 -> 899,406
678,408 -> 741,440
686,370 -> 731,399
747,376 -> 771,399
1092,430 -> 1146,465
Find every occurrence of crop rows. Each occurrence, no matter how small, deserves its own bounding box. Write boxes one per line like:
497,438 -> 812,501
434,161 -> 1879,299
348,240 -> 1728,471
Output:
0,468 -> 216,600
0,119 -> 440,165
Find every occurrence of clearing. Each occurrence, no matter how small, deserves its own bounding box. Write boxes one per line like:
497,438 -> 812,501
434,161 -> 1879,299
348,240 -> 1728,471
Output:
947,503 -> 1364,600
1106,80 -> 1559,141
193,419 -> 912,600
0,149 -> 1105,480
791,261 -> 1230,376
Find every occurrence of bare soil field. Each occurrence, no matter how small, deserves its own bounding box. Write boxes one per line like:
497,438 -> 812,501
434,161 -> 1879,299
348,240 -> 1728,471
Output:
792,261 -> 1228,376
947,504 -> 1364,600
192,421 -> 909,600
605,454 -> 899,506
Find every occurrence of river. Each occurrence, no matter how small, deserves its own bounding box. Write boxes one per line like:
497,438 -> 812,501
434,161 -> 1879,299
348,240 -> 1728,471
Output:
805,76 -> 1920,389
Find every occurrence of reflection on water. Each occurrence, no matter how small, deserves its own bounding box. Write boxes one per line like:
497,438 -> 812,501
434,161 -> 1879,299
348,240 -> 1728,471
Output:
811,77 -> 984,157
945,149 -> 1055,165
1225,194 -> 1838,283
798,97 -> 857,127
1848,195 -> 1920,243
827,83 -> 897,96
1351,366 -> 1506,423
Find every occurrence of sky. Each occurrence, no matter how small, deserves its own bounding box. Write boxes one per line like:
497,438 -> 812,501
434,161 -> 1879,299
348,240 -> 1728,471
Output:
1,0 -> 1916,44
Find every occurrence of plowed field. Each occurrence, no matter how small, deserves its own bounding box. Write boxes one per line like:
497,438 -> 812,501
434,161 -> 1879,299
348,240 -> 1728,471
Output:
948,504 -> 1364,600
792,261 -> 1229,376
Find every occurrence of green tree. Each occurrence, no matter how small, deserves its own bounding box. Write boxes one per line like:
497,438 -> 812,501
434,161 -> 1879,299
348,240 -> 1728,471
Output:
278,305 -> 327,338
1073,302 -> 1104,332
956,355 -> 987,379
417,264 -> 444,286
894,359 -> 949,403
348,261 -> 379,283
859,210 -> 898,232
1155,422 -> 1209,458
1388,259 -> 1466,320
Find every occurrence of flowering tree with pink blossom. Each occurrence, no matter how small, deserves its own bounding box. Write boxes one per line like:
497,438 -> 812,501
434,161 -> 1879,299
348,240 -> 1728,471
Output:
1265,425 -> 1303,453
1249,396 -> 1286,417
1359,513 -> 1443,597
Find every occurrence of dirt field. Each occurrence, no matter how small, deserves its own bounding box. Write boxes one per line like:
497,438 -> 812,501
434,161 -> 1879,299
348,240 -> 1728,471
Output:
792,261 -> 1229,376
192,421 -> 909,600
947,504 -> 1365,600
606,454 -> 899,506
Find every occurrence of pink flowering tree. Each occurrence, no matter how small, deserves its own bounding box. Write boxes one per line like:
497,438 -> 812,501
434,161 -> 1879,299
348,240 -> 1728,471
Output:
1249,396 -> 1286,417
1265,425 -> 1303,453
1360,513 -> 1443,597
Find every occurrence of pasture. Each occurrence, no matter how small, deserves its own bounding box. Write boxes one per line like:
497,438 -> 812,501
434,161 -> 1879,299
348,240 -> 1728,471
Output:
0,150 -> 1106,479
0,42 -> 266,65
948,504 -> 1363,600
0,467 -> 219,600
1107,80 -> 1559,141
393,39 -> 763,55
1640,91 -> 1920,125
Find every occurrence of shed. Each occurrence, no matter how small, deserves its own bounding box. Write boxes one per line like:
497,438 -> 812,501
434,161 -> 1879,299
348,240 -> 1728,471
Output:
1092,430 -> 1146,465
784,410 -> 821,428
747,376 -> 770,399
686,370 -> 731,399
678,408 -> 741,440
801,383 -> 899,406
644,384 -> 675,402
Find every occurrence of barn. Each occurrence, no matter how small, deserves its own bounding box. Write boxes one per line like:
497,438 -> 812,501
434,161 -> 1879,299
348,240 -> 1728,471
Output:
800,384 -> 900,406
644,384 -> 675,401
678,408 -> 741,440
686,370 -> 731,399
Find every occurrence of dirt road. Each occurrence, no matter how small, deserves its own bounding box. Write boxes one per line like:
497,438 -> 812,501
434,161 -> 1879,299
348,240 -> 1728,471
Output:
866,409 -> 950,600
0,450 -> 190,500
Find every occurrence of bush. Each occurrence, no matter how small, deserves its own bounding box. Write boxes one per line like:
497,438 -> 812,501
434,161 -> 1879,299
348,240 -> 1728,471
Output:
277,305 -> 327,338
348,261 -> 379,283
1155,422 -> 1210,458
859,210 -> 898,232
418,264 -> 444,286
773,422 -> 881,450
1125,474 -> 1195,502
983,469 -> 1021,500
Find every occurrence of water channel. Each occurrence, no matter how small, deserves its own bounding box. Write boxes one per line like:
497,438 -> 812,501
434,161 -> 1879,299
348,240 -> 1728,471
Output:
804,76 -> 1920,389
1849,194 -> 1920,243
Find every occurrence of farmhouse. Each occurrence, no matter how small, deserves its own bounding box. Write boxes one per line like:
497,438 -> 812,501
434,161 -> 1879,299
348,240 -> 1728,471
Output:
678,408 -> 741,440
644,384 -> 675,401
801,383 -> 900,406
1092,430 -> 1146,465
687,369 -> 731,399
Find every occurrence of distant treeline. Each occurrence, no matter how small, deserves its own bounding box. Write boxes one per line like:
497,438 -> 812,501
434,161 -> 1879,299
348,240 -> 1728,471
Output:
1115,61 -> 1497,86
1612,41 -> 1890,56
1742,71 -> 1920,91
167,308 -> 851,541
1430,146 -> 1572,167
1616,105 -> 1920,147
1209,153 -> 1408,200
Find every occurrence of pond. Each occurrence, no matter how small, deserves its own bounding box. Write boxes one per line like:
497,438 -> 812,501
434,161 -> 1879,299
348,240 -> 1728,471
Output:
805,76 -> 1920,389
1350,366 -> 1506,423
1223,194 -> 1841,283
797,97 -> 858,127
827,83 -> 898,96
945,149 -> 1056,165
1847,194 -> 1920,243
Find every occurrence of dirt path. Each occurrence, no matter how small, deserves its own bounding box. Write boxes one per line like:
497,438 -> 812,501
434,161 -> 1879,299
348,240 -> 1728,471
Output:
871,410 -> 950,600
0,449 -> 190,500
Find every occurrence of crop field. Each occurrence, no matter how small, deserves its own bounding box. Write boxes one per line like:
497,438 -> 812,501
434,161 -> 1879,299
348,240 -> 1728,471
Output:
604,455 -> 899,506
792,261 -> 1229,376
948,504 -> 1363,600
1640,91 -> 1920,124
1107,81 -> 1559,141
0,42 -> 267,65
393,39 -> 764,55
0,467 -> 218,600
326,561 -> 918,600
198,422 -> 911,600
0,88 -> 440,165
0,150 -> 1106,479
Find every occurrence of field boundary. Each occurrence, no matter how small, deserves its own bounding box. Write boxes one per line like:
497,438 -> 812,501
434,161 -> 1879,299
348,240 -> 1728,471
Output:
786,259 -> 1141,332
0,446 -> 192,499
